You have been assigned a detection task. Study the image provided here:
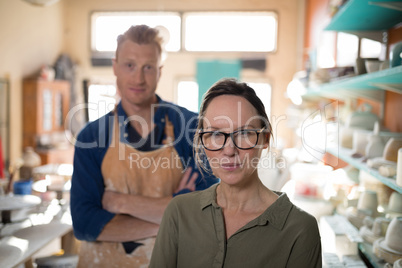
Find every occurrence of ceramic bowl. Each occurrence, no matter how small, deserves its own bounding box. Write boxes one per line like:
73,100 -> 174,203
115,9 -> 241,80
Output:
346,111 -> 379,130
0,194 -> 41,223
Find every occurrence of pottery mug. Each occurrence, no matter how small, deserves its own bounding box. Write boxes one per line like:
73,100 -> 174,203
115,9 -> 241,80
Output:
357,190 -> 378,215
382,217 -> 402,253
388,192 -> 402,214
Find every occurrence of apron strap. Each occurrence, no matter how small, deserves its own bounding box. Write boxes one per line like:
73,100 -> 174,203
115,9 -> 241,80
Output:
162,115 -> 175,145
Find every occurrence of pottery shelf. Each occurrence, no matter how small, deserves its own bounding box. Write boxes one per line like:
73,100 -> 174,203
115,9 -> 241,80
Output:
303,65 -> 402,102
327,147 -> 402,194
358,242 -> 386,268
325,0 -> 402,42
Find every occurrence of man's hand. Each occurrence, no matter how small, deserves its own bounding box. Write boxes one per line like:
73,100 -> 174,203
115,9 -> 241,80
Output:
175,167 -> 198,193
101,167 -> 199,223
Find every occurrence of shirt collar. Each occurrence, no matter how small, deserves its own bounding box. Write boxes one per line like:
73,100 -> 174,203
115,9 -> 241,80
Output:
117,94 -> 166,125
260,191 -> 293,230
199,184 -> 293,231
200,183 -> 219,209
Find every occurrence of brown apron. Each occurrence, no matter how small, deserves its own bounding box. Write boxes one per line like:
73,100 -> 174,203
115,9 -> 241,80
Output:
77,110 -> 183,267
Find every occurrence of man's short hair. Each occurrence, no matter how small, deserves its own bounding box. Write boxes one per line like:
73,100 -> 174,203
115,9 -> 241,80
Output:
115,25 -> 163,60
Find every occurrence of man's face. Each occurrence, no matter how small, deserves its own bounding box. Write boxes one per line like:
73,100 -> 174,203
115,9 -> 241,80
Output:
113,40 -> 162,108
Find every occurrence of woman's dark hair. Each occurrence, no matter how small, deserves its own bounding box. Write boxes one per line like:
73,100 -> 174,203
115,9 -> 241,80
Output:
194,78 -> 273,174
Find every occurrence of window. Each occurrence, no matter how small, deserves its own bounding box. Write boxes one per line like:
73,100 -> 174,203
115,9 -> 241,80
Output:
336,33 -> 383,67
176,79 -> 271,116
183,12 -> 277,52
91,11 -> 278,60
87,84 -> 118,122
176,80 -> 199,113
336,32 -> 358,67
247,82 -> 272,118
91,11 -> 181,61
360,38 -> 383,59
316,32 -> 336,68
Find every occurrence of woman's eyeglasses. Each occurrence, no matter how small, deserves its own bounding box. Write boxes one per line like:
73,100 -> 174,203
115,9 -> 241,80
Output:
199,128 -> 266,151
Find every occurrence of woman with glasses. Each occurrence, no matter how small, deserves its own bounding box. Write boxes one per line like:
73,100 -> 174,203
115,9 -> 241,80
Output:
150,78 -> 322,268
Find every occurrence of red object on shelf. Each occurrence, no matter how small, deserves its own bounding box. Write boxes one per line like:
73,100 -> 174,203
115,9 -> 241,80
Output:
0,136 -> 4,178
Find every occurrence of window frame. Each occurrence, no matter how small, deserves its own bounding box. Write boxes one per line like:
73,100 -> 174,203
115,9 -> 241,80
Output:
90,11 -> 182,66
174,76 -> 272,116
182,11 -> 278,53
90,10 -> 278,66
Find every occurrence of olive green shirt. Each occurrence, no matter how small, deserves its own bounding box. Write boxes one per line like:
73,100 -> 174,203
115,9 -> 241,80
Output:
150,184 -> 322,268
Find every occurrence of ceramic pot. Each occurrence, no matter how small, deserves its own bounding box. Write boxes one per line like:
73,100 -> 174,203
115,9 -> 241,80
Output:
345,104 -> 379,130
383,138 -> 402,162
340,126 -> 354,149
366,122 -> 385,159
353,130 -> 370,156
387,192 -> 402,214
373,217 -> 402,264
365,59 -> 381,73
373,217 -> 391,237
357,190 -> 378,216
382,217 -> 402,254
355,57 -> 367,75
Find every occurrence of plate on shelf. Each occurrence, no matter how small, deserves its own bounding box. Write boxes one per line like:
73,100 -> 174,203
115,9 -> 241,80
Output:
0,195 -> 41,223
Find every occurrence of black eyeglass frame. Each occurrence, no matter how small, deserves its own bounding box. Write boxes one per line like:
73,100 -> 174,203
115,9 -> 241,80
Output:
198,127 -> 267,151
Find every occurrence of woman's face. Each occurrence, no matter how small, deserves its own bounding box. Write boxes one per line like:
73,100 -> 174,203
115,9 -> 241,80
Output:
202,95 -> 268,187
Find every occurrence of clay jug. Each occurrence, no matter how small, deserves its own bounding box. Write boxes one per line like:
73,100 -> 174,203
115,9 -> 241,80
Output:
365,122 -> 385,159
